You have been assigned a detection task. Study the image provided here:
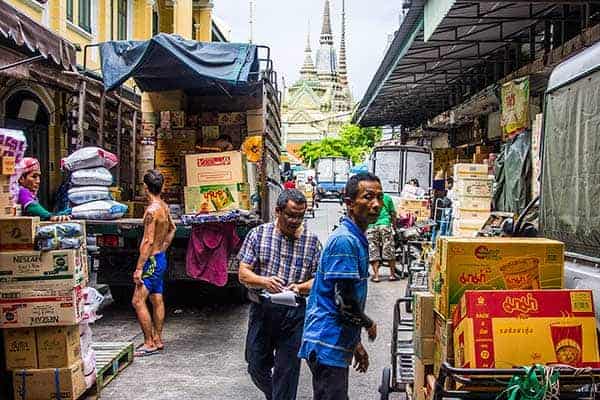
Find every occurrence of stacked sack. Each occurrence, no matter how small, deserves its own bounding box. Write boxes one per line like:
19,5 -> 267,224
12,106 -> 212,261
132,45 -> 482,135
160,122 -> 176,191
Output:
62,147 -> 127,220
0,220 -> 102,399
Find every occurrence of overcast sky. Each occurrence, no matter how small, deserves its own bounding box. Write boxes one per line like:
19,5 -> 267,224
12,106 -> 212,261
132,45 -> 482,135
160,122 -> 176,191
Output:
213,0 -> 402,101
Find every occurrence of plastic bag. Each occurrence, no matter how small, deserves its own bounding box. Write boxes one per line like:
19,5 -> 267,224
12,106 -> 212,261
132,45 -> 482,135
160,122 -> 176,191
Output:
72,200 -> 127,220
68,186 -> 112,204
36,237 -> 82,251
0,129 -> 27,203
71,167 -> 113,186
36,222 -> 84,239
61,146 -> 118,171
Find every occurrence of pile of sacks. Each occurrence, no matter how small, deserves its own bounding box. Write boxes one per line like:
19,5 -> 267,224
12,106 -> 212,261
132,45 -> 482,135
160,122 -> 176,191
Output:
62,147 -> 128,220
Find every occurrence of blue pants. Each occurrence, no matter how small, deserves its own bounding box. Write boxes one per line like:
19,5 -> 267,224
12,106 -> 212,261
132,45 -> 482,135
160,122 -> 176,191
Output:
245,302 -> 305,400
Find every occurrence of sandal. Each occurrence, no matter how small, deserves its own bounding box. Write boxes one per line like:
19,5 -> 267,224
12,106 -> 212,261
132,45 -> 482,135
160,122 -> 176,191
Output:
134,347 -> 159,357
370,277 -> 380,283
388,276 -> 399,282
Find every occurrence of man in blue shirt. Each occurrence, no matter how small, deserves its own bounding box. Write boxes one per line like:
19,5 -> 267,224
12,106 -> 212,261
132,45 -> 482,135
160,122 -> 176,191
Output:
299,173 -> 383,400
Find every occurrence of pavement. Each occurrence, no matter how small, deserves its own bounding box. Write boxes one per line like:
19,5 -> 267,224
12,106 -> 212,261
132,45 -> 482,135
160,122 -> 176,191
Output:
93,202 -> 406,399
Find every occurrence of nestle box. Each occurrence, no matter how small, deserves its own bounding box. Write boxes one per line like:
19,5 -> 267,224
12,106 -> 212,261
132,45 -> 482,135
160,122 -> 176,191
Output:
1,156 -> 15,175
0,285 -> 83,328
36,326 -> 81,369
453,290 -> 600,368
184,183 -> 250,214
0,249 -> 85,288
431,237 -> 564,319
0,217 -> 39,251
414,292 -> 435,337
3,328 -> 37,370
185,151 -> 247,186
12,361 -> 86,400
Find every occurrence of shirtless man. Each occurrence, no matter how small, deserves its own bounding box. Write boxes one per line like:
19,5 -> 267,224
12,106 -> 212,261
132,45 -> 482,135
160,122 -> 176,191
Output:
132,170 -> 176,357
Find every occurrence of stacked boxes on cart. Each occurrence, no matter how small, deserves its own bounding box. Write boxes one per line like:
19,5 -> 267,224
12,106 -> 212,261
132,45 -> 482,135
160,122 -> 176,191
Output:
413,237 -> 600,400
452,163 -> 493,236
138,101 -> 260,214
0,156 -> 16,216
0,218 -> 102,400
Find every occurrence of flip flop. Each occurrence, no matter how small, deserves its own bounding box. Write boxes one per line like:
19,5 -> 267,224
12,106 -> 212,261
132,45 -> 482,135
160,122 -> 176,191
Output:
157,345 -> 165,351
134,347 -> 159,357
370,277 -> 380,283
388,276 -> 399,282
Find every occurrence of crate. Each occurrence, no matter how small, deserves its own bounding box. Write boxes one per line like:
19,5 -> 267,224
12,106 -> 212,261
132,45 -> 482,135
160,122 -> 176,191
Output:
92,342 -> 134,394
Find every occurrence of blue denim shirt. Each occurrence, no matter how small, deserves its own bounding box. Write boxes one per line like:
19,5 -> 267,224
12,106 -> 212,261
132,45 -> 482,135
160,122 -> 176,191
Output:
298,217 -> 370,368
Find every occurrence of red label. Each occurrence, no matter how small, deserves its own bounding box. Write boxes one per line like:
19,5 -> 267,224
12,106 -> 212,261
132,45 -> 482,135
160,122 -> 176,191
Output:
197,156 -> 231,167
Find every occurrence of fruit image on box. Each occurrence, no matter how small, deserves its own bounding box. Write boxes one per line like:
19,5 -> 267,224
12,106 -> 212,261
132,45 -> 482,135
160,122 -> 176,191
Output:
0,250 -> 84,288
431,238 -> 564,319
453,290 -> 600,368
12,360 -> 87,400
0,285 -> 83,328
184,184 -> 249,214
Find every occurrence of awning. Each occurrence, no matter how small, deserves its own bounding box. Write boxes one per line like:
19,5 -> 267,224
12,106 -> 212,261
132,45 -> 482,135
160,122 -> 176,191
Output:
355,1 -> 595,128
99,33 -> 259,92
0,0 -> 76,71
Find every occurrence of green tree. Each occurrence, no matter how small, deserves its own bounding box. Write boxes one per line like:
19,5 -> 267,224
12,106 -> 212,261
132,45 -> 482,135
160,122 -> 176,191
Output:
299,124 -> 382,166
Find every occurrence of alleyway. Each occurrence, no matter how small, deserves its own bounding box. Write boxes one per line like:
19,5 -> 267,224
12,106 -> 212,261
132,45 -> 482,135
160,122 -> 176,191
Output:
93,202 -> 405,399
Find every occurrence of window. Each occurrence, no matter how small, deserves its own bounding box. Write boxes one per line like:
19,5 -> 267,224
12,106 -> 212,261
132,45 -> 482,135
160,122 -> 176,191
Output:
66,0 -> 73,22
78,0 -> 91,32
117,0 -> 128,40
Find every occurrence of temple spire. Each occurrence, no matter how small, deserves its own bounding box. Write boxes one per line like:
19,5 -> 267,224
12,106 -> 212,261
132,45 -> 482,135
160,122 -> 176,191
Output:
338,0 -> 348,86
300,21 -> 317,80
320,0 -> 333,45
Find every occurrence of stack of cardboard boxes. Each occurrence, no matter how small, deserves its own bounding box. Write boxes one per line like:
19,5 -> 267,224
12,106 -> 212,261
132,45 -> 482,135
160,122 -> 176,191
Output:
0,217 -> 93,400
451,164 -> 493,236
0,156 -> 15,216
399,199 -> 430,222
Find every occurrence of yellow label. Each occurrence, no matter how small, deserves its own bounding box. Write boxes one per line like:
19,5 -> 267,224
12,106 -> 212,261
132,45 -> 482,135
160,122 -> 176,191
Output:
570,291 -> 593,313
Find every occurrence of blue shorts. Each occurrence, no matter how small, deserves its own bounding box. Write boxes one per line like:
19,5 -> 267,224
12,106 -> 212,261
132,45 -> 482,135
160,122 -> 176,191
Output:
142,252 -> 167,294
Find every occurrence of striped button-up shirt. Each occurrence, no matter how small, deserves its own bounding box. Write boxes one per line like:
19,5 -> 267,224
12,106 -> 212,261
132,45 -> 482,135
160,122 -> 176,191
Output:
238,222 -> 322,285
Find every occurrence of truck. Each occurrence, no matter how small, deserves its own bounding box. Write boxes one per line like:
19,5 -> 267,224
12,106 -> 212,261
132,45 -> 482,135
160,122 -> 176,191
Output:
85,34 -> 282,303
315,156 -> 351,201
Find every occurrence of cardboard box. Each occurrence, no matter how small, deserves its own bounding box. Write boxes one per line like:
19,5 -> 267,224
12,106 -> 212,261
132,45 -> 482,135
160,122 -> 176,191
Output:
431,237 -> 564,319
415,336 -> 434,363
160,110 -> 185,129
0,192 -> 11,207
414,292 -> 435,337
0,249 -> 85,288
218,112 -> 245,126
0,285 -> 83,328
453,209 -> 490,221
247,109 -> 264,134
3,328 -> 37,370
455,177 -> 493,198
454,163 -> 489,178
453,290 -> 600,368
185,151 -> 247,186
36,326 -> 81,369
141,122 -> 157,138
158,167 -> 181,192
200,112 -> 219,125
1,156 -> 15,175
184,184 -> 250,214
155,149 -> 181,168
413,357 -> 430,400
433,312 -> 453,377
453,196 -> 491,211
0,175 -> 10,194
201,125 -> 220,142
12,361 -> 87,400
0,217 -> 39,251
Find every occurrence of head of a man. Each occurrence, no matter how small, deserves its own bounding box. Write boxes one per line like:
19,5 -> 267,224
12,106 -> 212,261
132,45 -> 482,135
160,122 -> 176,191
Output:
143,170 -> 164,198
18,157 -> 41,194
446,177 -> 454,190
344,173 -> 383,230
276,189 -> 307,238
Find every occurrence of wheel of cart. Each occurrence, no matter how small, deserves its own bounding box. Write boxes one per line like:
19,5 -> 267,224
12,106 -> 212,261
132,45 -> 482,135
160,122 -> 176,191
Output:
379,297 -> 414,400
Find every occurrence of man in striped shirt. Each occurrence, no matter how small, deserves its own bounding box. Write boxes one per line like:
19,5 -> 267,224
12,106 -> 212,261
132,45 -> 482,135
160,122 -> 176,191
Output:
238,189 -> 322,400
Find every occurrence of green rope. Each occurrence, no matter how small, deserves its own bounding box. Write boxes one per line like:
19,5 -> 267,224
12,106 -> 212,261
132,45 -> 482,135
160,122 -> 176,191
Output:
498,365 -> 560,400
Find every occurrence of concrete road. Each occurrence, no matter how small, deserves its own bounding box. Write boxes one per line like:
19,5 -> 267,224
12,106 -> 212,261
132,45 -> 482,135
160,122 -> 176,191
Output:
94,202 -> 406,399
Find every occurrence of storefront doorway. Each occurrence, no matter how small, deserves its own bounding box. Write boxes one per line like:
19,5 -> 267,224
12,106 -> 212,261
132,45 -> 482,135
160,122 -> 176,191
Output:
3,90 -> 50,206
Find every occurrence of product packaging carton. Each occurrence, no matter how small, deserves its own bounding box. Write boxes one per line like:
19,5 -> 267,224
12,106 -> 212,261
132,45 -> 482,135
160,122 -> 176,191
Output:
413,357 -> 433,400
246,109 -> 264,134
141,122 -> 156,138
0,217 -> 39,251
155,149 -> 181,168
0,249 -> 85,288
201,126 -> 220,142
433,312 -> 453,377
12,361 -> 86,400
3,328 -> 37,370
453,163 -> 489,178
415,337 -> 434,364
414,292 -> 435,337
455,176 -> 493,198
431,237 -> 564,319
36,326 -> 81,369
453,289 -> 600,368
185,151 -> 247,186
1,156 -> 15,175
184,184 -> 250,214
0,285 -> 84,328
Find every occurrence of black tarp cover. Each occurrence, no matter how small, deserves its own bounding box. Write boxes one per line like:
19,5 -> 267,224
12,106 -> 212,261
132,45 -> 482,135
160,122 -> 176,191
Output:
541,69 -> 600,258
99,33 -> 259,92
493,131 -> 531,214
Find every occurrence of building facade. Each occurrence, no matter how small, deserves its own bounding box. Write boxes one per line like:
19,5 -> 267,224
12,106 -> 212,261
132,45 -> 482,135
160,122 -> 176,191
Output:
0,0 -> 217,207
282,0 -> 354,160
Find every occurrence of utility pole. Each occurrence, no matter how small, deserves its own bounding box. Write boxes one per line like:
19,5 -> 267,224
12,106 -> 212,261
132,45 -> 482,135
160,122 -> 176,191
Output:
249,0 -> 254,43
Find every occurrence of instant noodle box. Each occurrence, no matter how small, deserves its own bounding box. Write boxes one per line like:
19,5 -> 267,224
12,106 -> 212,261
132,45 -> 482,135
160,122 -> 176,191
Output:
453,290 -> 600,368
431,237 -> 564,319
184,183 -> 250,214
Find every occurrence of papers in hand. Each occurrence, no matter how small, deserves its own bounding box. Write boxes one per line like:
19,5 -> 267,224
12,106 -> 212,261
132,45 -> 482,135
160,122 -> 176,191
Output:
263,290 -> 299,307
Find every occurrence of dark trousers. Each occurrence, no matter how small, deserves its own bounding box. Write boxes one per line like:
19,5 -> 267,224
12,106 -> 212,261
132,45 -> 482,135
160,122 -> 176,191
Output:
307,353 -> 350,400
245,302 -> 305,400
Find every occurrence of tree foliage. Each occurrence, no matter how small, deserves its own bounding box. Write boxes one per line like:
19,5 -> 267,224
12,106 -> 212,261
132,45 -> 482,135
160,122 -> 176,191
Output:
298,124 -> 382,167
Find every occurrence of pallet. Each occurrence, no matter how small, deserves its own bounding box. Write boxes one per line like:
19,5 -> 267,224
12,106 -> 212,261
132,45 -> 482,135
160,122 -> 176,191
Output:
92,342 -> 134,394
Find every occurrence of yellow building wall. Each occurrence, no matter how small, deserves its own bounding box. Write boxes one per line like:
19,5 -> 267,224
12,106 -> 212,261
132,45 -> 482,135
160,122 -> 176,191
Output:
5,0 -> 44,22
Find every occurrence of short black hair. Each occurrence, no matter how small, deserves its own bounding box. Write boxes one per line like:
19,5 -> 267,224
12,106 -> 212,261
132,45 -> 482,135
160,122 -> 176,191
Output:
345,172 -> 381,201
143,170 -> 164,195
276,189 -> 306,209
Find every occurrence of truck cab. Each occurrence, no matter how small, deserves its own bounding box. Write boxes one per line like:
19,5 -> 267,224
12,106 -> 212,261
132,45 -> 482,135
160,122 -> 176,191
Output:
315,157 -> 351,201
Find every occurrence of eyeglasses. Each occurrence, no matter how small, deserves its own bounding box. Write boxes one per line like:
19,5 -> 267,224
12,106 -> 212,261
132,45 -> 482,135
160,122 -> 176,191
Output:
282,210 -> 305,222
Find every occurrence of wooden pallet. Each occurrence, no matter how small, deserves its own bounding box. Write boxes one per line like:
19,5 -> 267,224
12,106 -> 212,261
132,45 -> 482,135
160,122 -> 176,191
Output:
92,342 -> 134,394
